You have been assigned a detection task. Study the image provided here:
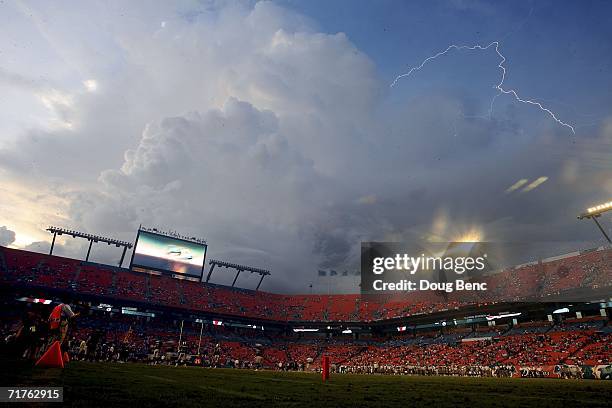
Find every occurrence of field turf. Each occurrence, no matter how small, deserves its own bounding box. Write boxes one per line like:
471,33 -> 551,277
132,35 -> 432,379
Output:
1,360 -> 611,407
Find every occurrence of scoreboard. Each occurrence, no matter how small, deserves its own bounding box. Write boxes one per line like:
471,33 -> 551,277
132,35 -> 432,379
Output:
130,229 -> 207,279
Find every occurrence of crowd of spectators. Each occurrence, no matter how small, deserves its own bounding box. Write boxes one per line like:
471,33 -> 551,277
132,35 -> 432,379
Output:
2,303 -> 609,379
2,246 -> 611,323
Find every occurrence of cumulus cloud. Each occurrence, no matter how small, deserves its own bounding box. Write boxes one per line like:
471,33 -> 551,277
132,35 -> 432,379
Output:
0,227 -> 16,247
24,241 -> 50,253
0,1 -> 610,292
0,1 -> 384,291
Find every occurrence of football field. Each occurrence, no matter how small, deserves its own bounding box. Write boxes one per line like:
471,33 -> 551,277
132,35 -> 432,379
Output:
2,360 -> 611,407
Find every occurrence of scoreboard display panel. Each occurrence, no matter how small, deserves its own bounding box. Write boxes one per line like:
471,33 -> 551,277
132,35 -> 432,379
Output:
130,230 -> 206,278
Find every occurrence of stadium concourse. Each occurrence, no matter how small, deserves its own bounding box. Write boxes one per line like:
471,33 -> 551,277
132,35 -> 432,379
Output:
0,245 -> 611,379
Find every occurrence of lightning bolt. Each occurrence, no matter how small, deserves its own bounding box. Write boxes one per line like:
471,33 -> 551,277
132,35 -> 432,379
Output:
391,41 -> 575,134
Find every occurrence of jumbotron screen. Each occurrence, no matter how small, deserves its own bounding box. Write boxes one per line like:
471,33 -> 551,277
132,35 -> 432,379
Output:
130,230 -> 207,278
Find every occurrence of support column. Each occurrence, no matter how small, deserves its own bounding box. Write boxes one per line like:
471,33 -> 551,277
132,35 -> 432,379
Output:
177,320 -> 184,357
232,270 -> 241,287
205,263 -> 216,283
119,246 -> 128,267
256,274 -> 265,290
592,216 -> 612,243
85,240 -> 93,261
49,232 -> 57,255
197,321 -> 204,355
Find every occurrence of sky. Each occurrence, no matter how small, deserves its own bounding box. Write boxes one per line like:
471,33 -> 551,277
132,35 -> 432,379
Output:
0,0 -> 611,293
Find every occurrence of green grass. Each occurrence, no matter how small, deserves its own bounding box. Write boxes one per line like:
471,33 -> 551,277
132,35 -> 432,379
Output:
1,360 -> 611,407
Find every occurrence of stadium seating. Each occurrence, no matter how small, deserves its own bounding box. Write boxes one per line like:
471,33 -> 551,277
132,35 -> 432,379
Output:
1,245 -> 611,324
41,314 -> 607,372
1,244 -> 609,381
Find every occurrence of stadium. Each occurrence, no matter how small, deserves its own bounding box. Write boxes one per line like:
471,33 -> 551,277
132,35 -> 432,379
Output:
1,219 -> 611,406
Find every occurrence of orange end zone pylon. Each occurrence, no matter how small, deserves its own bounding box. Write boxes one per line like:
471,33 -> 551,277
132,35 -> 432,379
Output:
35,341 -> 64,368
322,355 -> 330,381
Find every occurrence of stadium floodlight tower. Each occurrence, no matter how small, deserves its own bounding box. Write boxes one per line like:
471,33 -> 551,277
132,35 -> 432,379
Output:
577,200 -> 612,244
206,259 -> 271,290
46,226 -> 134,266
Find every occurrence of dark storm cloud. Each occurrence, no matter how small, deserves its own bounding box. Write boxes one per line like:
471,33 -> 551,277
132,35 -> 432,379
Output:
313,230 -> 352,269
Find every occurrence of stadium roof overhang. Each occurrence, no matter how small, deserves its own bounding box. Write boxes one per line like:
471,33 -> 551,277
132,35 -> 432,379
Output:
46,226 -> 133,266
